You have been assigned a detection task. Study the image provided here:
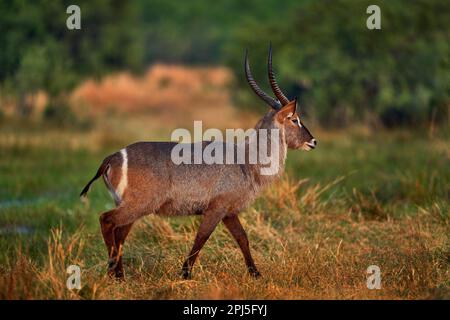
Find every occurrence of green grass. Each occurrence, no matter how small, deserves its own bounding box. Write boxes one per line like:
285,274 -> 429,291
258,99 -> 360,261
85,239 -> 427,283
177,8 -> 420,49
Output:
0,121 -> 448,299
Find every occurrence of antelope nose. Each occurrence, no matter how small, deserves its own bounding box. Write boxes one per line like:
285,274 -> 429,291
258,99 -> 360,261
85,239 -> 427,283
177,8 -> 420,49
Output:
306,139 -> 317,150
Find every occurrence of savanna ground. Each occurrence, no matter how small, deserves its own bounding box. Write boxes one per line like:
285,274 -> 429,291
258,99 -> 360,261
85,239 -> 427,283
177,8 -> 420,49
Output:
0,67 -> 449,300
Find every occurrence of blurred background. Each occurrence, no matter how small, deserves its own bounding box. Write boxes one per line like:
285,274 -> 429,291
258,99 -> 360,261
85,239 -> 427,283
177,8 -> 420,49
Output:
0,0 -> 449,299
1,0 -> 448,128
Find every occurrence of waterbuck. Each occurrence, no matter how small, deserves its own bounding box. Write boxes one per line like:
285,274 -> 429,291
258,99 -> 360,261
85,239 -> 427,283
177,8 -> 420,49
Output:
80,45 -> 317,279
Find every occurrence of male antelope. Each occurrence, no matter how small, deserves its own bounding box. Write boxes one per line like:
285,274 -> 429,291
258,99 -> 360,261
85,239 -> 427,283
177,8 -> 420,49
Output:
80,45 -> 317,279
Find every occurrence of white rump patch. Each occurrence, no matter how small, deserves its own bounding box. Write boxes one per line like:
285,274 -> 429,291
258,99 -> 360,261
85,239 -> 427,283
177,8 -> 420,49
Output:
103,165 -> 120,205
116,148 -> 128,200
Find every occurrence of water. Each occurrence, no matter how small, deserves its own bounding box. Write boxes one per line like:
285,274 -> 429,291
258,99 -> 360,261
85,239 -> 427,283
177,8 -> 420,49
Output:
0,225 -> 34,235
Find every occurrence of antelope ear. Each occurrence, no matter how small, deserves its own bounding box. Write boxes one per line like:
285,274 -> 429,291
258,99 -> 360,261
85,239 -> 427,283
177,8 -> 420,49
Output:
275,97 -> 297,123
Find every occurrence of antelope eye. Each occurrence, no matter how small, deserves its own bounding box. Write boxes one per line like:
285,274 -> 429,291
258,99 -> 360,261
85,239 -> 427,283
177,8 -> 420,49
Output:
291,118 -> 299,124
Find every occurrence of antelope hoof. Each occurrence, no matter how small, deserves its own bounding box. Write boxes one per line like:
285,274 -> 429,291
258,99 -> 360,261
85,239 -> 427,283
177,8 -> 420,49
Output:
107,258 -> 118,276
114,270 -> 125,280
248,267 -> 261,278
107,266 -> 125,280
114,264 -> 125,279
181,268 -> 192,280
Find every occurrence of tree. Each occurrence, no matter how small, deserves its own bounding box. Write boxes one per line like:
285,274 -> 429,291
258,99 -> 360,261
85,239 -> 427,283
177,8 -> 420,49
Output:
226,0 -> 450,127
0,0 -> 144,116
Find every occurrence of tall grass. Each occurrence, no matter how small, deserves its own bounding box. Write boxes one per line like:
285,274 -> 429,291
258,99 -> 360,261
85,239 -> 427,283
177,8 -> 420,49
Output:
0,116 -> 448,299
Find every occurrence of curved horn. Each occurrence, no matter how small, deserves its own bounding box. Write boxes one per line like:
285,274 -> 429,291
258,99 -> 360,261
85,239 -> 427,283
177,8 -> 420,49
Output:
268,43 -> 290,105
245,49 -> 281,110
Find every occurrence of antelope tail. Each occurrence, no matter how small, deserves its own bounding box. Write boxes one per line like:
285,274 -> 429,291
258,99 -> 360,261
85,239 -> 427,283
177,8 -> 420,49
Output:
79,157 -> 111,198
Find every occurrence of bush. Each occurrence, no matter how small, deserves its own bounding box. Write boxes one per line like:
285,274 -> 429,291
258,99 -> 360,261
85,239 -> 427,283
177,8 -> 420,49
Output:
43,101 -> 92,130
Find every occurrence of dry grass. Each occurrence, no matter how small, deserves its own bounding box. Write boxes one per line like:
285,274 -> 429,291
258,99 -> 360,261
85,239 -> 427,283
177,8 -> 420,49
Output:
0,65 -> 448,300
1,64 -> 249,130
72,64 -> 248,130
0,175 -> 448,300
72,64 -> 233,113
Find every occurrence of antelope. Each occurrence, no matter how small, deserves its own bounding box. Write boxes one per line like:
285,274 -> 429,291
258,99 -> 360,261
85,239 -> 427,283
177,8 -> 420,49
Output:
80,45 -> 317,280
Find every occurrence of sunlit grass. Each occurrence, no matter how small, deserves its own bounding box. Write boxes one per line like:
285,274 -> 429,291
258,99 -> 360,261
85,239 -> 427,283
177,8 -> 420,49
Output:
0,118 -> 448,299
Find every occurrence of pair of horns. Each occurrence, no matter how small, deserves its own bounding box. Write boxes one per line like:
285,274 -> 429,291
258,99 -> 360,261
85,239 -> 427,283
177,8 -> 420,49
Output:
245,44 -> 290,110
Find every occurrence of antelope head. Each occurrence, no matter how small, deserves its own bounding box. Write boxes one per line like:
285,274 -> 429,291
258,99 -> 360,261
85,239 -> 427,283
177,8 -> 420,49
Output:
245,44 -> 317,151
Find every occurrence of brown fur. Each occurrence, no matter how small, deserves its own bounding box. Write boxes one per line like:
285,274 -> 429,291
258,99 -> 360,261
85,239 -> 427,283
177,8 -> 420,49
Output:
81,99 -> 315,279
81,48 -> 317,279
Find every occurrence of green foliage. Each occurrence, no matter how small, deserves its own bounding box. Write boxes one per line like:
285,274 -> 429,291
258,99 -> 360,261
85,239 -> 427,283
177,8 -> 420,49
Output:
224,0 -> 450,127
137,0 -> 449,127
43,100 -> 92,129
1,0 -> 449,127
0,0 -> 144,98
